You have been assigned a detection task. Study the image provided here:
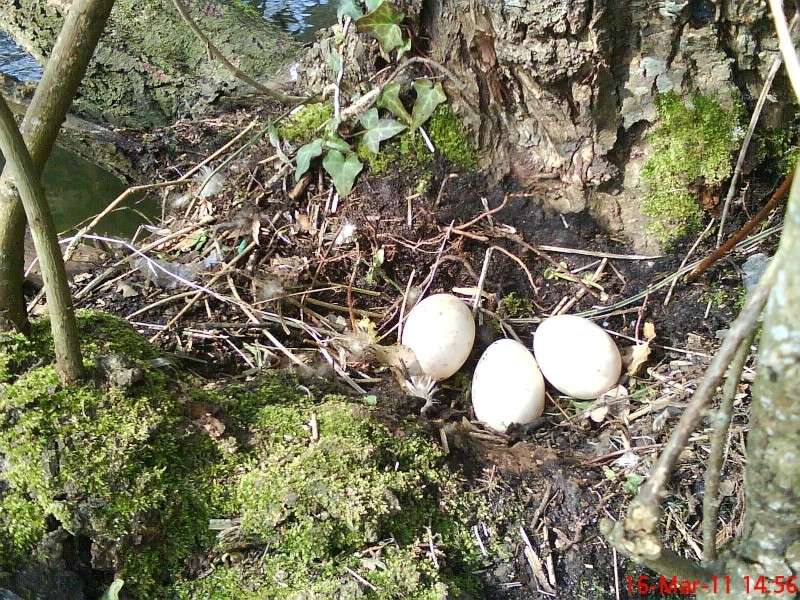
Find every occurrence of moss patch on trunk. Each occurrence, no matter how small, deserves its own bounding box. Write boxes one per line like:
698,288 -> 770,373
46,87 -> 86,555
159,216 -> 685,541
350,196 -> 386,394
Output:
641,92 -> 741,247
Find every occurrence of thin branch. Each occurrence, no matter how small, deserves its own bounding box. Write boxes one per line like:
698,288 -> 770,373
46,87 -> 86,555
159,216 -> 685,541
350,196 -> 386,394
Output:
641,261 -> 774,506
769,0 -> 800,102
716,14 -> 799,245
0,94 -> 83,382
702,331 -> 754,562
687,172 -> 793,281
170,0 -> 303,103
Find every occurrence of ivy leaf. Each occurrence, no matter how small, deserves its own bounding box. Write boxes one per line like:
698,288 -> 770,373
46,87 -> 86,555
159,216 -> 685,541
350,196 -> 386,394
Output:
323,150 -> 363,197
356,1 -> 406,55
377,82 -> 412,124
337,0 -> 363,20
360,108 -> 406,153
411,79 -> 447,130
295,138 -> 324,182
325,135 -> 352,153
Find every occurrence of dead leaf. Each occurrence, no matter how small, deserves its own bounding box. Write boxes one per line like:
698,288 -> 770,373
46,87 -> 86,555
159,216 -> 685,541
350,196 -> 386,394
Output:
117,282 -> 139,298
371,343 -> 423,376
590,404 -> 609,423
197,413 -> 226,439
643,321 -> 656,341
252,217 -> 261,246
627,342 -> 652,376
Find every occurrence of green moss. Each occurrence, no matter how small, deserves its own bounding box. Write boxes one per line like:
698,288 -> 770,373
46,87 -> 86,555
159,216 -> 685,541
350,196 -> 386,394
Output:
427,105 -> 477,169
497,292 -> 534,319
759,115 -> 800,175
0,312 -> 228,595
2,314 -> 526,598
358,105 -> 476,175
278,103 -> 334,143
642,92 -> 741,246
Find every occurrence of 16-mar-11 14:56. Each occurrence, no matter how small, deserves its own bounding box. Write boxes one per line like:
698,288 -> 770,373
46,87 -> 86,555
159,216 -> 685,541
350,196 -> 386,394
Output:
626,574 -> 799,596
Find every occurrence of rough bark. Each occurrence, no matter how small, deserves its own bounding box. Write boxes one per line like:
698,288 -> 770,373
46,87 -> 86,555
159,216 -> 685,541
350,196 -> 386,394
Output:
0,0 -> 299,128
0,95 -> 82,382
415,0 -> 794,251
0,0 -> 115,333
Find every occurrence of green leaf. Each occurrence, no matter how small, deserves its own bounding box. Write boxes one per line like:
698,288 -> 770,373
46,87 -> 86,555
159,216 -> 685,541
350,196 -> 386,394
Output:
411,79 -> 447,130
295,138 -> 324,182
377,82 -> 413,124
338,0 -> 363,20
364,0 -> 383,11
323,150 -> 363,197
624,473 -> 645,495
359,108 -> 406,153
355,1 -> 406,54
100,580 -> 124,600
363,394 -> 378,406
325,135 -> 352,153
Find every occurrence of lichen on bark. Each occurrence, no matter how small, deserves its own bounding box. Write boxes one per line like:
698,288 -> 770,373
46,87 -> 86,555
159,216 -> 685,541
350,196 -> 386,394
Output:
0,0 -> 299,128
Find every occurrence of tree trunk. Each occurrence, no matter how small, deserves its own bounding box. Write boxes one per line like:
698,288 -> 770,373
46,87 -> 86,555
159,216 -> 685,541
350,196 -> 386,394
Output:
0,0 -> 116,334
417,0 -> 795,251
698,171 -> 800,599
0,0 -> 298,129
0,95 -> 83,383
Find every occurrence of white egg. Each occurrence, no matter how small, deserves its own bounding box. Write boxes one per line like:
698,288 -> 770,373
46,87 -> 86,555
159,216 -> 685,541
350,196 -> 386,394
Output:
471,339 -> 545,432
533,315 -> 621,399
401,293 -> 475,380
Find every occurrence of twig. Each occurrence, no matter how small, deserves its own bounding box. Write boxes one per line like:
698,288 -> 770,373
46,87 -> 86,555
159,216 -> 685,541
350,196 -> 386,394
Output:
151,241 -> 257,341
473,248 -> 493,315
769,0 -> 800,101
397,269 -> 416,341
716,14 -> 798,245
602,259 -> 775,577
454,195 -> 509,230
345,567 -> 376,591
170,0 -> 302,103
687,172 -> 793,281
664,218 -> 714,306
702,331 -> 754,562
535,245 -> 660,261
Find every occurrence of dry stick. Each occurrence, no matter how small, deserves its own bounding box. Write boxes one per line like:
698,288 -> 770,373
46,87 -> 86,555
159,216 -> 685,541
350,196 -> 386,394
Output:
602,261 -> 775,580
640,265 -> 773,505
0,96 -> 83,382
150,241 -> 257,342
170,0 -> 301,103
687,172 -> 793,281
664,218 -> 714,307
716,14 -> 798,245
770,0 -> 800,101
702,330 -> 754,562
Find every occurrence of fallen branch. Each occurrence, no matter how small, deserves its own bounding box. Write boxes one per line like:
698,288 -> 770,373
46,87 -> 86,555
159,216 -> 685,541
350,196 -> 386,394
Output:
171,0 -> 303,103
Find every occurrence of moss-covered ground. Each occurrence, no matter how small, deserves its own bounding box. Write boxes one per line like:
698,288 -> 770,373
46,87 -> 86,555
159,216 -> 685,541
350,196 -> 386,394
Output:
0,312 -> 520,599
641,92 -> 741,247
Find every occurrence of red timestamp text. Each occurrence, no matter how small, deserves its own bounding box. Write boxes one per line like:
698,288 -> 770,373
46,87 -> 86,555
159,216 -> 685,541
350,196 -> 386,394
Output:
625,574 -> 799,596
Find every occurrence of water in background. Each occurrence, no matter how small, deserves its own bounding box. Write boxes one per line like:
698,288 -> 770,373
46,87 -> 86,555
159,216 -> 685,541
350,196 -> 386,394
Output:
251,0 -> 338,42
0,30 -> 42,81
